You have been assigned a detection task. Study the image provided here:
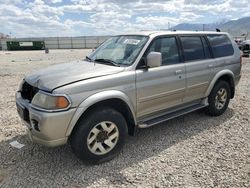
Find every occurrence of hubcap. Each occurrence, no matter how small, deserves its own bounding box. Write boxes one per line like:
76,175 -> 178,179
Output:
87,121 -> 119,155
215,88 -> 227,110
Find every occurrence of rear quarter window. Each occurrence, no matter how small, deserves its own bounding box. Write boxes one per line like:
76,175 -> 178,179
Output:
207,34 -> 234,58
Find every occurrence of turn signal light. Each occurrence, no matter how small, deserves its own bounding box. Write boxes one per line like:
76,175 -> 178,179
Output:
55,96 -> 70,109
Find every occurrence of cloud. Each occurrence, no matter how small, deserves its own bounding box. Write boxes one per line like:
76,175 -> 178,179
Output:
184,0 -> 226,5
0,0 -> 23,4
48,0 -> 63,3
0,0 -> 249,37
0,2 -> 71,37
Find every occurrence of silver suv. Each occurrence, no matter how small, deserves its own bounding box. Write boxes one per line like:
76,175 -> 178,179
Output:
16,31 -> 241,163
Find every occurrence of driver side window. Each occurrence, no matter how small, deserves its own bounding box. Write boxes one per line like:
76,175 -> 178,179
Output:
147,37 -> 180,65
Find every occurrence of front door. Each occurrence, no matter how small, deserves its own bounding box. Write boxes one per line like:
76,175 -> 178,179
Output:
136,36 -> 186,118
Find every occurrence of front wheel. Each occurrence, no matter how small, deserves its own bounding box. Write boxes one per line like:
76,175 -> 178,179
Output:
207,81 -> 231,116
70,107 -> 128,164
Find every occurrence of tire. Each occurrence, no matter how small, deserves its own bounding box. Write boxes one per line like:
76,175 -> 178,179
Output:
70,107 -> 128,164
207,81 -> 231,116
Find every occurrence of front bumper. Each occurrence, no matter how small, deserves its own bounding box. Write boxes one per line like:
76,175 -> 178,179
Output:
16,92 -> 76,147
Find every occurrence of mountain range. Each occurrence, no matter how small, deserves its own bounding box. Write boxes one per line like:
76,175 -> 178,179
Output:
171,17 -> 250,37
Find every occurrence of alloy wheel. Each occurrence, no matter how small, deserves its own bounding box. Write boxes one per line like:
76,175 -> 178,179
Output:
87,121 -> 119,155
215,88 -> 227,110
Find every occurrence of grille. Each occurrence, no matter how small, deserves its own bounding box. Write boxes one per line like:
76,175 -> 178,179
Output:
21,81 -> 39,102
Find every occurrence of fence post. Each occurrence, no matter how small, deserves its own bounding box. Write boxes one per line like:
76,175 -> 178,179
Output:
71,37 -> 73,49
57,37 -> 60,49
84,36 -> 86,49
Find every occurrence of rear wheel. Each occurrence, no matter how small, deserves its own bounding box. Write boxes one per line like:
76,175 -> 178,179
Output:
207,81 -> 231,116
70,107 -> 128,164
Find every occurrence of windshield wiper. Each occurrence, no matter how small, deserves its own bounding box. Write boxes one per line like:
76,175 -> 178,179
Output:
85,56 -> 93,62
94,58 -> 120,67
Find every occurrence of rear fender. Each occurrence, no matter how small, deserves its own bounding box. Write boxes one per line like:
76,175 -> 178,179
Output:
205,70 -> 234,97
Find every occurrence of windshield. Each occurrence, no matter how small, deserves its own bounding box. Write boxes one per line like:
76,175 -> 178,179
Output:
88,35 -> 148,66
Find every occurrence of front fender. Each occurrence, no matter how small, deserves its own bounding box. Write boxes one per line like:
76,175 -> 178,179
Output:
65,90 -> 136,136
205,69 -> 234,97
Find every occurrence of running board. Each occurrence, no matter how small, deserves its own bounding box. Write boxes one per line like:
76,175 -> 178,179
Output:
138,104 -> 206,128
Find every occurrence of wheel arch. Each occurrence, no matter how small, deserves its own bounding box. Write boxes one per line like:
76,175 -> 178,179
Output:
205,70 -> 235,99
66,90 -> 137,137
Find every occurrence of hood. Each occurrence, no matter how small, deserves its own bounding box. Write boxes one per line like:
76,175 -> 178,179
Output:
25,61 -> 125,91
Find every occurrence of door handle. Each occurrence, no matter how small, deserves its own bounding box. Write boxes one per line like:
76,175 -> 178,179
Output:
208,64 -> 213,68
175,70 -> 183,75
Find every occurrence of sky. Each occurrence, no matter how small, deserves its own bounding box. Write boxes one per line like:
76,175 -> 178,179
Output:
0,0 -> 250,37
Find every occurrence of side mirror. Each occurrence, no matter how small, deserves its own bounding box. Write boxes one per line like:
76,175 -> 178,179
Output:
147,52 -> 162,68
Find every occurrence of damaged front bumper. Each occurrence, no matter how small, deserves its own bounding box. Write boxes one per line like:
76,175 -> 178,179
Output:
16,91 -> 76,147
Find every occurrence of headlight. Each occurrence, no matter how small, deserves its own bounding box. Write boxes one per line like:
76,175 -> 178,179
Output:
31,91 -> 71,111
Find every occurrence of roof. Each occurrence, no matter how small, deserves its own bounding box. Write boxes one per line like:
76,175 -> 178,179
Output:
122,30 -> 229,36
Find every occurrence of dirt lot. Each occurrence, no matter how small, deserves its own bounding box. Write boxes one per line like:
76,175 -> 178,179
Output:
0,50 -> 249,187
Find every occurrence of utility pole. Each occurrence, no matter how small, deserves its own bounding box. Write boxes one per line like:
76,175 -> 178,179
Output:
202,24 -> 205,31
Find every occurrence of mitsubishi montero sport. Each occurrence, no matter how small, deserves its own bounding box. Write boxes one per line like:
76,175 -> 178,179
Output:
16,31 -> 241,163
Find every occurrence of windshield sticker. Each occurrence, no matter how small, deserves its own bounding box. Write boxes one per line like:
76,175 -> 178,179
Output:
123,39 -> 140,45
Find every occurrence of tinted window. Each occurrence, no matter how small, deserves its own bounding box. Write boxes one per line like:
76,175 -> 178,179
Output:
180,36 -> 206,61
207,34 -> 234,58
147,37 -> 180,65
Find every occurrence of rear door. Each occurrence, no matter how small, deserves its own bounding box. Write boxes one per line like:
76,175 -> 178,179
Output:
179,35 -> 214,103
136,36 -> 186,118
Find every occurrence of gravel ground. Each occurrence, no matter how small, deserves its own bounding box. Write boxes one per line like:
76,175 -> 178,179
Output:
0,50 -> 249,188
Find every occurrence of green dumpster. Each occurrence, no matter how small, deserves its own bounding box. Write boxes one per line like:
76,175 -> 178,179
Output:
7,41 -> 45,51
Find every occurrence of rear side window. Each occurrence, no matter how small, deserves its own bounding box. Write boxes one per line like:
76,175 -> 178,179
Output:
180,36 -> 207,61
207,34 -> 234,58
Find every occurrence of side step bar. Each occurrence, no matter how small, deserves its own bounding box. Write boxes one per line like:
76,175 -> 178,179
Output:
138,104 -> 206,128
